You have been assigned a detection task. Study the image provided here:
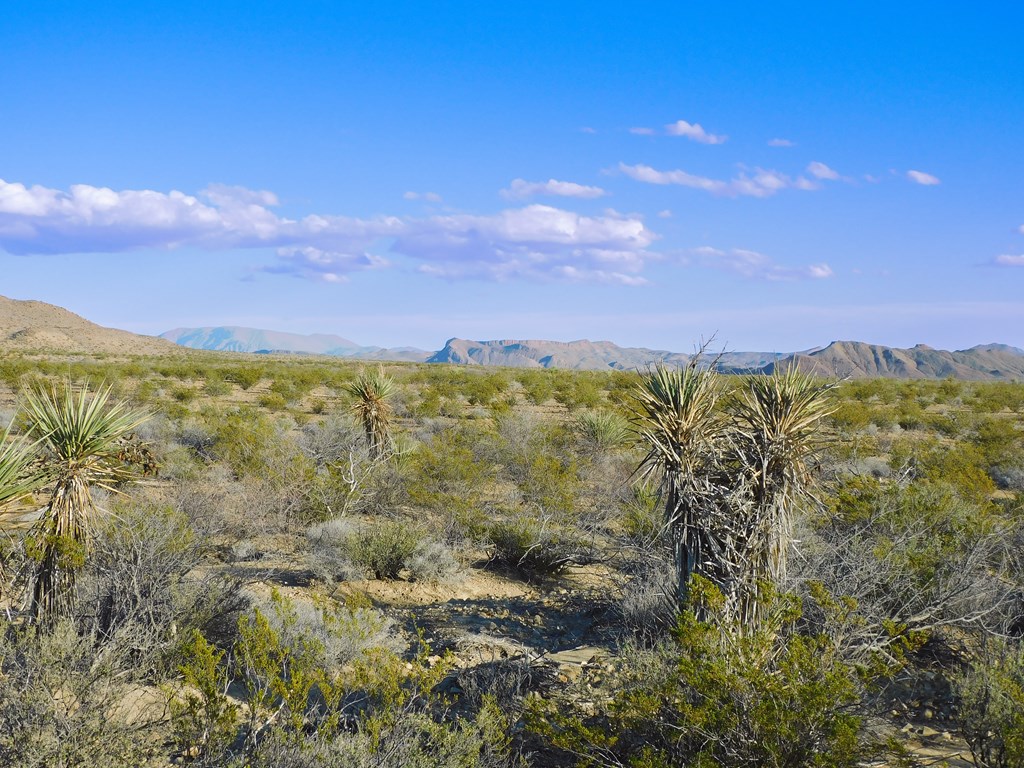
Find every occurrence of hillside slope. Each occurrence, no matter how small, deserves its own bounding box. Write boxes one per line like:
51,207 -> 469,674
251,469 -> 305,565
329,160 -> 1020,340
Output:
0,295 -> 175,356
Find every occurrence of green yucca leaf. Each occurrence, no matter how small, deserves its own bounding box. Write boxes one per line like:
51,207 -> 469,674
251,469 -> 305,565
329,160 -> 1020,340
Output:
0,418 -> 42,510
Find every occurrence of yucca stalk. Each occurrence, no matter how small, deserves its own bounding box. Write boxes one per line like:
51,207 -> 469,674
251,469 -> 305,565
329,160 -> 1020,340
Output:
729,366 -> 835,626
345,367 -> 396,460
632,362 -> 729,609
22,381 -> 150,624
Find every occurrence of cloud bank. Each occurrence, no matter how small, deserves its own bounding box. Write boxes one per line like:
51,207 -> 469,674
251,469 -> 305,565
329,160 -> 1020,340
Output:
0,178 -> 653,285
618,163 -> 821,198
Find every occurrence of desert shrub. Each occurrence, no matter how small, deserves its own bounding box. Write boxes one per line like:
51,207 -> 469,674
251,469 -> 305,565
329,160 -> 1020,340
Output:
488,414 -> 582,515
617,554 -> 679,642
515,370 -> 555,405
462,372 -> 510,407
348,520 -> 420,579
298,414 -> 409,520
405,538 -> 462,583
553,374 -> 603,411
967,382 -> 1024,414
990,463 -> 1024,492
171,630 -> 239,762
0,620 -> 159,768
801,476 -> 1018,659
620,482 -> 663,547
225,365 -> 264,390
307,519 -> 453,581
956,640 -> 1024,768
487,513 -> 594,579
408,425 -> 494,525
827,400 -> 875,431
81,501 -> 249,671
530,592 -> 877,767
231,697 -> 517,768
258,391 -> 288,411
306,519 -> 364,583
172,591 -> 520,768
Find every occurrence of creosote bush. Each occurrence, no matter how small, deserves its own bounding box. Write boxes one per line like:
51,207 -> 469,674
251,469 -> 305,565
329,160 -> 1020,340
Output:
530,586 -> 880,768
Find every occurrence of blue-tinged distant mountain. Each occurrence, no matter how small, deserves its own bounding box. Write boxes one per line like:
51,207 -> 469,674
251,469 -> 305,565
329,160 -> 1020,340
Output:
160,326 -> 430,362
426,337 -> 791,372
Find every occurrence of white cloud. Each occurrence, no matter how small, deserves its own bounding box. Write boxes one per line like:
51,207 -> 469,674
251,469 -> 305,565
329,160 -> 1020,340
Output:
907,169 -> 941,185
768,138 -> 795,147
629,127 -> 656,135
657,209 -> 673,218
806,161 -> 840,180
501,178 -> 607,200
270,247 -> 389,282
995,254 -> 1024,267
618,163 -> 818,198
0,178 -> 653,286
579,126 -> 597,134
397,204 -> 655,283
664,119 -> 727,144
403,191 -> 442,202
692,246 -> 833,281
1018,224 -> 1024,234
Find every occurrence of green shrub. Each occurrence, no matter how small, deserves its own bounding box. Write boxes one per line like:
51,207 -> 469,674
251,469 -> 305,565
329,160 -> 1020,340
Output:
530,592 -> 878,767
956,641 -> 1024,768
226,365 -> 264,390
487,513 -> 592,578
347,520 -> 420,580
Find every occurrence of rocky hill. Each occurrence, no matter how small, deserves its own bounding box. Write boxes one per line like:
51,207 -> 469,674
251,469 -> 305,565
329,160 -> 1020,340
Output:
766,341 -> 1024,380
0,295 -> 175,356
426,338 -> 688,370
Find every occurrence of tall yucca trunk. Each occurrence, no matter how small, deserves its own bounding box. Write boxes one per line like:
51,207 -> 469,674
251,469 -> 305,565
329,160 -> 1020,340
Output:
632,362 -> 726,612
30,473 -> 93,622
730,367 -> 836,629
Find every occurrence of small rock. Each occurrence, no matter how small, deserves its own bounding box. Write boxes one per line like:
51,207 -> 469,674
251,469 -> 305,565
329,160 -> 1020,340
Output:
923,708 -> 934,720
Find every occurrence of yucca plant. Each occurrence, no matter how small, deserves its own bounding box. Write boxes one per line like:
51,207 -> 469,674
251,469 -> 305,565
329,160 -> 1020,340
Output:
632,361 -> 730,608
345,367 -> 396,460
0,419 -> 44,598
22,381 -> 151,623
729,366 -> 835,626
574,408 -> 631,454
631,359 -> 835,631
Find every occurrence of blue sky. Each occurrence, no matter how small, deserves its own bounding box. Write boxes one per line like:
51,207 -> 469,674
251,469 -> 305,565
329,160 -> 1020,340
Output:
2,2 -> 1022,352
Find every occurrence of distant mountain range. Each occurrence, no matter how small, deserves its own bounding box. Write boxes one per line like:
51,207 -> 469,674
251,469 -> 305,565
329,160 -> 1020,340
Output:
160,326 -> 429,362
0,297 -> 1021,380
160,324 -> 1024,379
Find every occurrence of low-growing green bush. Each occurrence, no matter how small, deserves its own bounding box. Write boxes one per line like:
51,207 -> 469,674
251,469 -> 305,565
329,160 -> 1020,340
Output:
956,641 -> 1024,768
487,513 -> 593,578
530,591 -> 880,767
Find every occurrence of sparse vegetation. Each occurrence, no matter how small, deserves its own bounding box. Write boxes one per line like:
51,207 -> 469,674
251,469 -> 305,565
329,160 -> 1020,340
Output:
0,349 -> 1020,766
